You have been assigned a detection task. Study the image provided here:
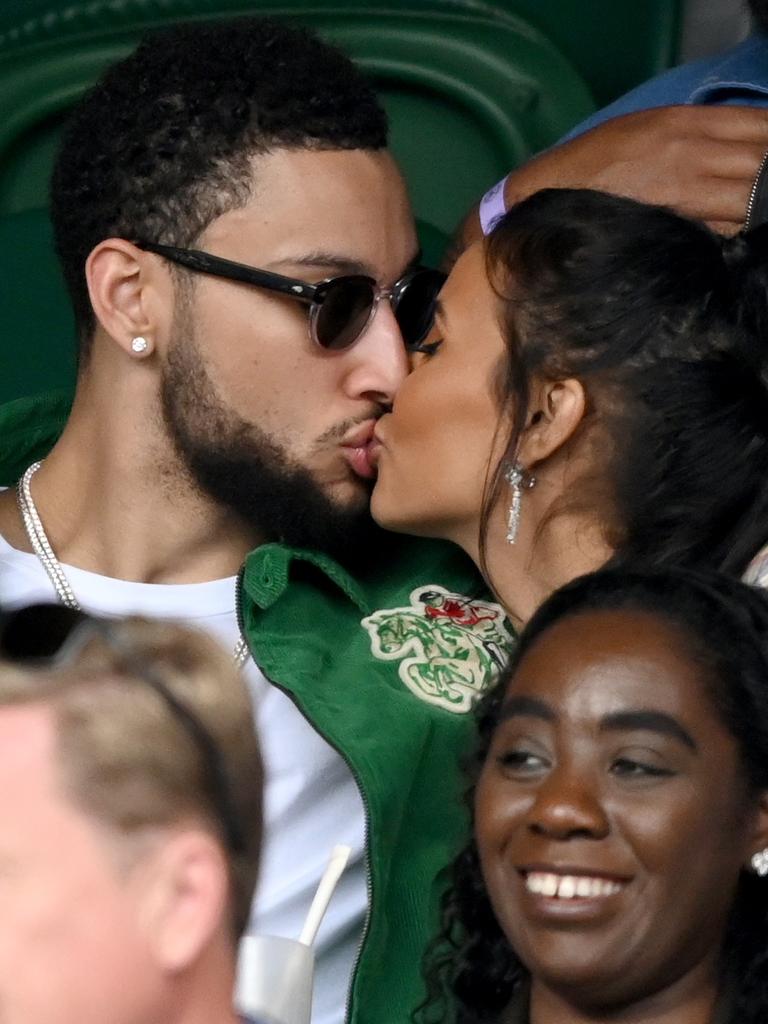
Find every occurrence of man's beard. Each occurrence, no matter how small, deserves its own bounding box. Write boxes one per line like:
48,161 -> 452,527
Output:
159,325 -> 381,567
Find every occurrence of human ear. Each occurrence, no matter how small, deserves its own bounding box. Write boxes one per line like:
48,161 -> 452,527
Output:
85,239 -> 167,359
139,829 -> 231,972
517,377 -> 586,468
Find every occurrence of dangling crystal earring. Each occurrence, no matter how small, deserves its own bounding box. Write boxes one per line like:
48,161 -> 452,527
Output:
751,849 -> 768,876
504,462 -> 536,545
130,336 -> 150,355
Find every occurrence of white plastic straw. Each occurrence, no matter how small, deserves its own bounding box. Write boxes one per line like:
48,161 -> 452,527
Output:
299,844 -> 352,947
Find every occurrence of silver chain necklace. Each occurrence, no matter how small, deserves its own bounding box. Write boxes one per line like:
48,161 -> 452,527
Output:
17,461 -> 250,668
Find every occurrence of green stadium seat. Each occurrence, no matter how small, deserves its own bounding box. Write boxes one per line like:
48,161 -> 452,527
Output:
484,1 -> 684,109
0,207 -> 75,404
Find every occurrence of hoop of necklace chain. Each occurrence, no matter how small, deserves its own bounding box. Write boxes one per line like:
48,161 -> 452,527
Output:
17,462 -> 250,669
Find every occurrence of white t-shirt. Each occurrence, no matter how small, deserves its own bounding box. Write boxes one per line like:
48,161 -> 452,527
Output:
0,532 -> 366,1024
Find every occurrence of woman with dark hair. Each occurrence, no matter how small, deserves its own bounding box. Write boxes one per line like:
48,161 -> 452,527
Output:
422,568 -> 768,1024
371,188 -> 768,627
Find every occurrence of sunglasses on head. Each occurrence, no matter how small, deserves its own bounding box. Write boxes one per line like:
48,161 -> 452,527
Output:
0,603 -> 246,856
137,241 -> 446,351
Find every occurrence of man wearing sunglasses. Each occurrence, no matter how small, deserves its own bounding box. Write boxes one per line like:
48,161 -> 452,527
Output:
0,606 -> 263,1024
0,15 -> 502,1024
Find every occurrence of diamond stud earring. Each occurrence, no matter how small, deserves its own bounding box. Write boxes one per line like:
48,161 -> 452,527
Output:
751,848 -> 768,876
130,336 -> 149,355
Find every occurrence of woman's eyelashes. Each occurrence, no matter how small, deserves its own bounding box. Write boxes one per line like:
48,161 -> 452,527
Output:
493,741 -> 678,782
496,743 -> 551,777
409,338 -> 443,357
609,754 -> 677,780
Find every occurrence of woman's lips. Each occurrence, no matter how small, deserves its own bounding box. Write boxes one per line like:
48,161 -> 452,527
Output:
524,871 -> 624,899
367,419 -> 389,469
367,437 -> 383,470
515,866 -> 631,921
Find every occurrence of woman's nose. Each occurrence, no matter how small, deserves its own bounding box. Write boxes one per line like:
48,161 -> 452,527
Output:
526,765 -> 610,841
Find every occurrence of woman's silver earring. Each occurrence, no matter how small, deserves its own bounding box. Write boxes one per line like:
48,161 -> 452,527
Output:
130,336 -> 150,356
751,849 -> 768,876
504,462 -> 536,545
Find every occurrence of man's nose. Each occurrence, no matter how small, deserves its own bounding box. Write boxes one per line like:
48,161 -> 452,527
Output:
343,299 -> 409,405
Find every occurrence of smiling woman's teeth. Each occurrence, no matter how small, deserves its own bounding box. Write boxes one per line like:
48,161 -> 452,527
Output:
525,872 -> 622,899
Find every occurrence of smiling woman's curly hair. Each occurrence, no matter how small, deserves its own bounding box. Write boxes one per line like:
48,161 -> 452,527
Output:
416,568 -> 768,1024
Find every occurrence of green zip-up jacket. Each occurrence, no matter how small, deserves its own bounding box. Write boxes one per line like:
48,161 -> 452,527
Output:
0,391 -> 514,1023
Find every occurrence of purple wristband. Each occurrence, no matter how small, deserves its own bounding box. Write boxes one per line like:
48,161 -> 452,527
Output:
479,175 -> 509,235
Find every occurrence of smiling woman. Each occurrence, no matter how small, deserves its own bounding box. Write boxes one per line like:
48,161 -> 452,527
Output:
420,568 -> 768,1024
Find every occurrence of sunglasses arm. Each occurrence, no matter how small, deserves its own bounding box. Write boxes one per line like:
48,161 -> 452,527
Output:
136,242 -> 319,303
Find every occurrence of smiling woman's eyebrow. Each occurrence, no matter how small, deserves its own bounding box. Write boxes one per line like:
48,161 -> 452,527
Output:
495,698 -> 698,752
496,695 -> 556,724
600,710 -> 698,752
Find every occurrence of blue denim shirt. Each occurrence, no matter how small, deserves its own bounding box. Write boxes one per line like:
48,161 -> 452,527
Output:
567,32 -> 768,138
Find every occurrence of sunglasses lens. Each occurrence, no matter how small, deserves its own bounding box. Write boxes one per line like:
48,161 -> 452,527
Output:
315,277 -> 376,350
394,269 -> 446,346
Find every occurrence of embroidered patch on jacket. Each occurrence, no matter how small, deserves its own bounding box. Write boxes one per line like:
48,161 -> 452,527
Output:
361,586 -> 513,713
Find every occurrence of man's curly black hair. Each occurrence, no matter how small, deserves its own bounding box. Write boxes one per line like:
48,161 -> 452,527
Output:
49,15 -> 389,354
417,568 -> 768,1023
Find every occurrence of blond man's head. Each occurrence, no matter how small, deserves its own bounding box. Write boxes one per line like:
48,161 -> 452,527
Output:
0,610 -> 261,1024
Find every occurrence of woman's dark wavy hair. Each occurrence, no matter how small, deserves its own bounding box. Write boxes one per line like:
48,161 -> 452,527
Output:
417,568 -> 768,1023
478,189 -> 768,584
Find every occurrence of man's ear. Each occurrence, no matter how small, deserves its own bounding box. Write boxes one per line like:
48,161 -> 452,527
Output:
517,377 -> 586,469
85,239 -> 168,359
138,829 -> 231,973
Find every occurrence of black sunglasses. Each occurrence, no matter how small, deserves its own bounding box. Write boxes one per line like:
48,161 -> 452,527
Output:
0,603 -> 246,856
137,241 -> 446,351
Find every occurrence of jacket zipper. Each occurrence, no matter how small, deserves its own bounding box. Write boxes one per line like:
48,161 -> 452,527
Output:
235,568 -> 372,1024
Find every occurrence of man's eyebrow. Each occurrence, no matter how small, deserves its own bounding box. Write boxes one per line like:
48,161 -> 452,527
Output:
496,695 -> 556,724
271,248 -> 423,280
272,253 -> 372,276
599,710 -> 698,752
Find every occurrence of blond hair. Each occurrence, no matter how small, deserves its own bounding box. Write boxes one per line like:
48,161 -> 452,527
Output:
0,618 -> 262,939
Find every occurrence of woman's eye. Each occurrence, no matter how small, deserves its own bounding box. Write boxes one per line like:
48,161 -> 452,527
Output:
610,757 -> 674,779
496,748 -> 549,774
409,338 -> 443,357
